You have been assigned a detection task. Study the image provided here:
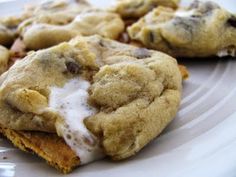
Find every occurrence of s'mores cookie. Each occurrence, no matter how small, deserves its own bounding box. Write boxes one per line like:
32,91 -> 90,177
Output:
0,35 -> 182,172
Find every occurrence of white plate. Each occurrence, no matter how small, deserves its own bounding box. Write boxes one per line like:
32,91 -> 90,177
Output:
0,0 -> 236,177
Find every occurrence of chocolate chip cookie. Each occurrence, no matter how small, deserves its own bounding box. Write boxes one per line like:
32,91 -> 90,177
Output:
19,10 -> 125,50
128,0 -> 236,57
0,35 -> 182,164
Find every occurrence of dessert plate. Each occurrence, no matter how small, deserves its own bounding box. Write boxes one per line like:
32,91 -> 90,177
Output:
0,0 -> 236,176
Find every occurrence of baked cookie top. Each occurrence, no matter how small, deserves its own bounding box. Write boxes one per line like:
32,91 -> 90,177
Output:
19,9 -> 125,50
32,0 -> 90,24
0,0 -> 90,47
113,0 -> 179,18
128,0 -> 236,57
0,35 -> 181,162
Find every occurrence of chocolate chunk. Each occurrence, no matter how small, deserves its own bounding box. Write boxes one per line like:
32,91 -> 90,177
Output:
65,61 -> 80,74
99,40 -> 105,47
227,17 -> 236,28
174,17 -> 193,32
134,48 -> 151,59
191,14 -> 201,18
66,134 -> 72,139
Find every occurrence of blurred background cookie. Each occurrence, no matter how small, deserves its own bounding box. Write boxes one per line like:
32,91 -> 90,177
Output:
128,0 -> 236,57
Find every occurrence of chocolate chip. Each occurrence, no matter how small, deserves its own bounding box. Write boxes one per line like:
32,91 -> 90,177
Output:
149,32 -> 155,43
174,17 -> 195,34
99,40 -> 105,47
227,17 -> 236,28
65,61 -> 80,74
134,48 -> 151,59
66,134 -> 72,139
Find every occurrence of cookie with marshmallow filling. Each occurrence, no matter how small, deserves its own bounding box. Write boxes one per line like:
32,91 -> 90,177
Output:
128,0 -> 236,57
0,35 -> 182,170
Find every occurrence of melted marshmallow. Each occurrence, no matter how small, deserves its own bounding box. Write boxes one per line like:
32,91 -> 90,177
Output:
49,77 -> 104,164
175,9 -> 195,17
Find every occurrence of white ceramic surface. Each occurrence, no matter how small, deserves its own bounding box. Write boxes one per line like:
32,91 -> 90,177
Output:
0,0 -> 236,177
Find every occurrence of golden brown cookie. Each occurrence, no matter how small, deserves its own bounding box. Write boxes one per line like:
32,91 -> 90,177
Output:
19,10 -> 125,50
0,0 -> 90,47
32,0 -> 90,24
0,35 -> 182,169
2,0 -> 90,29
128,0 -> 236,57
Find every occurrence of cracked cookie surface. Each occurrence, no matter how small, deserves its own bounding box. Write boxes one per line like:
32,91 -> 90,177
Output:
0,35 -> 181,161
128,0 -> 236,57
